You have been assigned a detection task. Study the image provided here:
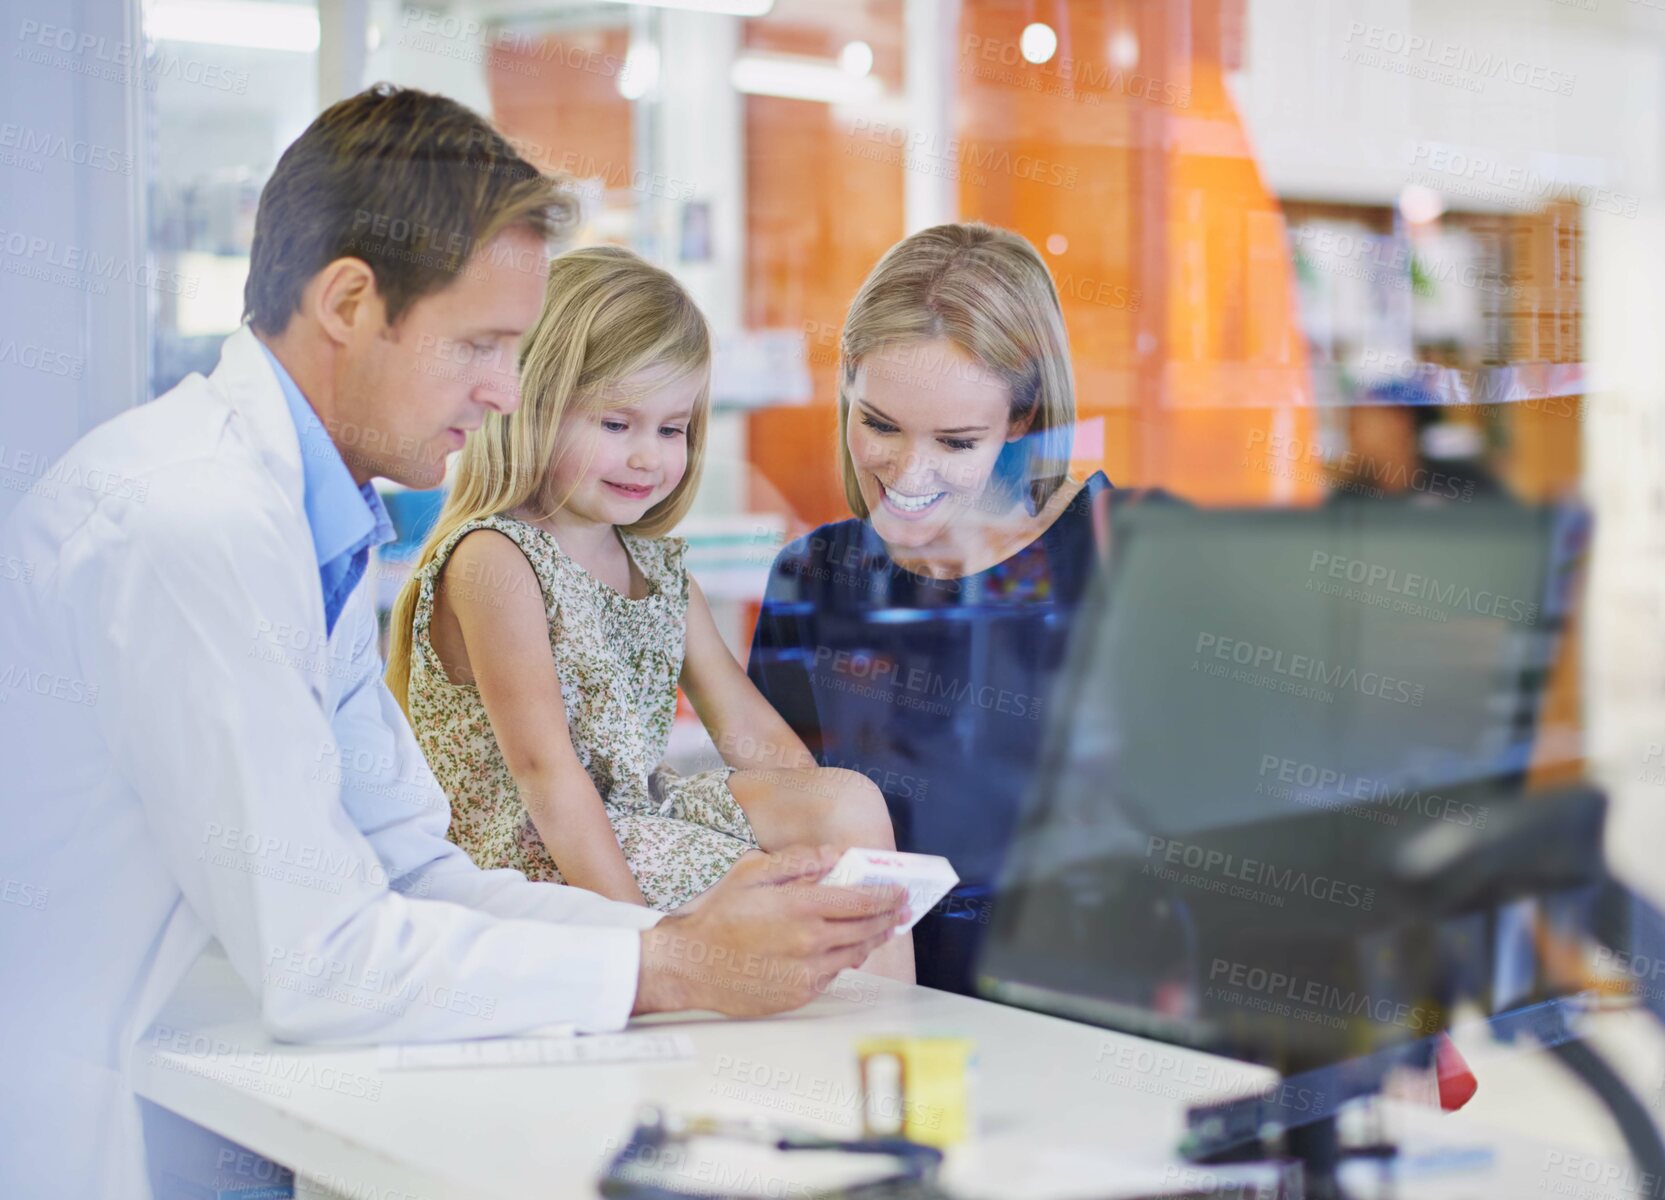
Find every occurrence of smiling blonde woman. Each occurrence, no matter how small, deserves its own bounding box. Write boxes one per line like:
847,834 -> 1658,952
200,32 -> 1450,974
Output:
835,222 -> 1081,575
747,222 -> 1120,994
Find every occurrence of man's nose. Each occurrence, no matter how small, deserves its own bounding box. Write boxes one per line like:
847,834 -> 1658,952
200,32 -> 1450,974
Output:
475,361 -> 520,415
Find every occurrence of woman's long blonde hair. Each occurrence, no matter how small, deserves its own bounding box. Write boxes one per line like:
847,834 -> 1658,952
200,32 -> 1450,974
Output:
837,222 -> 1076,517
386,244 -> 711,713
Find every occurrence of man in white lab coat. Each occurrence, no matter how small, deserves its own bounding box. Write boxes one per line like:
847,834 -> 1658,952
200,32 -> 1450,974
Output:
0,85 -> 904,1198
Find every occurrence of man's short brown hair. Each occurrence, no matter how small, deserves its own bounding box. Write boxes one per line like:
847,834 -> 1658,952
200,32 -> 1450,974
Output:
243,83 -> 573,335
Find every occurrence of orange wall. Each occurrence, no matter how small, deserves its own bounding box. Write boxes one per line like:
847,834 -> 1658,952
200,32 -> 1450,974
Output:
488,28 -> 634,198
741,14 -> 907,528
745,0 -> 1321,530
485,4 -> 1325,529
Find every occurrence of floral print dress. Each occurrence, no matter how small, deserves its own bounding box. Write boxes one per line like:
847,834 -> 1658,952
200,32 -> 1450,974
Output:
407,514 -> 756,911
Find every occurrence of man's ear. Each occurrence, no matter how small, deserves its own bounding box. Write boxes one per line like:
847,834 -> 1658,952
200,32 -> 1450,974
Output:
308,257 -> 384,347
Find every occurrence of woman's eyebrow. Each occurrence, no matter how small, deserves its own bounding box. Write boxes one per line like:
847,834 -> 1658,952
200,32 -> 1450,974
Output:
859,400 -> 988,436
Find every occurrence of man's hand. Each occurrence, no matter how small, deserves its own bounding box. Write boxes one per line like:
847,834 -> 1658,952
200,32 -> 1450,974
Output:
633,845 -> 908,1016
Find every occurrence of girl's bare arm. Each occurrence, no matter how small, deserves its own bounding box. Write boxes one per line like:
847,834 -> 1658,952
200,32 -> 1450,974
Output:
679,575 -> 816,774
437,530 -> 649,907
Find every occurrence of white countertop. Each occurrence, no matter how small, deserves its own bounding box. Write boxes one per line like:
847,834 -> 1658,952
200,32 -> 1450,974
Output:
133,947 -> 1660,1200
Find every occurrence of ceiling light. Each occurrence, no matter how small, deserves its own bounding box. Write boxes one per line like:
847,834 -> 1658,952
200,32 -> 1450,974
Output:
1109,30 -> 1138,70
1398,184 -> 1446,225
732,53 -> 883,104
1020,22 -> 1057,65
839,40 -> 874,77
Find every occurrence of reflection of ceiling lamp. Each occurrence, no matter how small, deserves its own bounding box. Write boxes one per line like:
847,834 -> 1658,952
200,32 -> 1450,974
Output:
1398,184 -> 1446,225
618,42 -> 659,100
1020,22 -> 1057,64
732,52 -> 882,104
595,0 -> 775,13
839,40 -> 874,77
1108,29 -> 1138,70
145,0 -> 321,52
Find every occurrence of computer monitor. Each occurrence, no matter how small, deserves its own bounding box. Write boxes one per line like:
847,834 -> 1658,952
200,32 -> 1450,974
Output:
977,501 -> 1572,1075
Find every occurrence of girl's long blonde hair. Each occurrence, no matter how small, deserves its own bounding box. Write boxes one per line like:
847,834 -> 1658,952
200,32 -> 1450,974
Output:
386,244 -> 711,713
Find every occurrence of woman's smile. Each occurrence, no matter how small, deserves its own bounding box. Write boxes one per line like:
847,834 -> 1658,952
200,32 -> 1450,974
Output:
878,479 -> 948,518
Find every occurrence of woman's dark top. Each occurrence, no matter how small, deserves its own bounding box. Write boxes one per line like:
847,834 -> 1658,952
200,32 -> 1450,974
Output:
746,472 -> 1112,994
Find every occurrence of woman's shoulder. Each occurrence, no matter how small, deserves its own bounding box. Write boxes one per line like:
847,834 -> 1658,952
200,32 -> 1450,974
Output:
776,517 -> 872,568
750,517 -> 876,604
1071,470 -> 1112,507
1030,471 -> 1109,545
1037,472 -> 1189,571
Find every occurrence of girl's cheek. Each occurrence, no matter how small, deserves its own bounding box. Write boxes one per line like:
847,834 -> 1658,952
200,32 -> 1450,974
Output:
571,435 -> 615,482
581,446 -> 612,482
660,448 -> 686,491
548,442 -> 578,485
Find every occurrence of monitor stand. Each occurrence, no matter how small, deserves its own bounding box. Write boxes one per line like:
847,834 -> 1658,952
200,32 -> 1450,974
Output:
1163,1079 -> 1392,1200
1147,992 -> 1664,1200
1163,1099 -> 1385,1200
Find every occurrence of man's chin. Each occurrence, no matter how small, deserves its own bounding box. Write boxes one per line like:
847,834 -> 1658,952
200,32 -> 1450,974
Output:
376,453 -> 447,492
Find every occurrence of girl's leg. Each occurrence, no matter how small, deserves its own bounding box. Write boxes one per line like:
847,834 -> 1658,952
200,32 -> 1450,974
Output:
615,810 -> 753,913
726,768 -> 916,984
726,767 -> 892,849
674,848 -> 766,914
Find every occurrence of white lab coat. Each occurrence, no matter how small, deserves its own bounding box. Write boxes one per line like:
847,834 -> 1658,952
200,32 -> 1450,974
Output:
0,326 -> 663,1198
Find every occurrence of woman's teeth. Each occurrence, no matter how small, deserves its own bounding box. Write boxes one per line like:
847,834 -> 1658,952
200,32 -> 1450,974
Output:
882,482 -> 945,512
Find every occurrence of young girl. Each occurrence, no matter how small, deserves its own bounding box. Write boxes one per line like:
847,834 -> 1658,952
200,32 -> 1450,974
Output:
387,245 -> 912,981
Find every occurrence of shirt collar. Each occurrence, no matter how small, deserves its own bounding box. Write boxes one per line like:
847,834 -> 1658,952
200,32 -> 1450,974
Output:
255,338 -> 394,566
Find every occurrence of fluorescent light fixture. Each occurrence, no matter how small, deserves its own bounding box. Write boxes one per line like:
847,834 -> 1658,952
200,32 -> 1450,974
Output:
594,0 -> 774,14
839,40 -> 874,77
146,0 -> 320,52
1020,22 -> 1057,65
732,52 -> 882,104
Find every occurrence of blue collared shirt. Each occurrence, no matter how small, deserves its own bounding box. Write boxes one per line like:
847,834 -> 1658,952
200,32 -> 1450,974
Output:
257,340 -> 395,636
